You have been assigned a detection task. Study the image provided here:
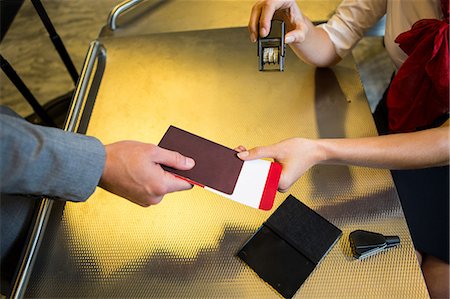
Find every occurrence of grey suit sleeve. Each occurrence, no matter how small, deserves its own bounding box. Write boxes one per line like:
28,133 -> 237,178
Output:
0,107 -> 106,202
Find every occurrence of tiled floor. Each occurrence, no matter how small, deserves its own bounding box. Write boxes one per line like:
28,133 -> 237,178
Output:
0,0 -> 121,117
0,1 -> 394,119
353,37 -> 394,111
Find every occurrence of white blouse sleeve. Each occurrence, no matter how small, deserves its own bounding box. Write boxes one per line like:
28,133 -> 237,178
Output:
318,0 -> 387,58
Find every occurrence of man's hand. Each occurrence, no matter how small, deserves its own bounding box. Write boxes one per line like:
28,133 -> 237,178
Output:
99,141 -> 195,207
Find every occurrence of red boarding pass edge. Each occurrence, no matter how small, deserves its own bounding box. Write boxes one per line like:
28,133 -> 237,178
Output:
172,160 -> 282,211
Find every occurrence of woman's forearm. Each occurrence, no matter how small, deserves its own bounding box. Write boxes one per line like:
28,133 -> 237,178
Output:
316,126 -> 449,169
289,20 -> 341,67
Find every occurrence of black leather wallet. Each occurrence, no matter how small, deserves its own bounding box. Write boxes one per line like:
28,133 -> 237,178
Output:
237,195 -> 342,298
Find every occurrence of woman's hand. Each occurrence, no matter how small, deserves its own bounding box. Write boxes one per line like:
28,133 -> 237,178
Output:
236,138 -> 324,192
248,0 -> 339,66
248,0 -> 311,44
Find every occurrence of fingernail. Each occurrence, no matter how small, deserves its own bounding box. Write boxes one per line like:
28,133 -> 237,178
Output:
186,158 -> 195,167
260,27 -> 267,37
237,151 -> 249,158
285,35 -> 294,43
250,34 -> 257,43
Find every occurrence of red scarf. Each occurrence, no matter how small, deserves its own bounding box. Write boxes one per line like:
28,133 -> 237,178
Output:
387,0 -> 449,133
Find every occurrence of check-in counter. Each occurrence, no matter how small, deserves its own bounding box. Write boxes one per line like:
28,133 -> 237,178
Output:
12,1 -> 429,298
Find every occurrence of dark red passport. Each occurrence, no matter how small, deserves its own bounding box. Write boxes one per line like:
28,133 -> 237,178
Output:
158,126 -> 244,195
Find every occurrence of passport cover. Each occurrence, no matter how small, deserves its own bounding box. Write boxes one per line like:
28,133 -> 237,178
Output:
158,126 -> 243,195
237,195 -> 342,298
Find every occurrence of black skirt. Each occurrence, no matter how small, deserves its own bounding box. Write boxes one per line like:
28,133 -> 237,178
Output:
373,88 -> 449,263
392,166 -> 449,263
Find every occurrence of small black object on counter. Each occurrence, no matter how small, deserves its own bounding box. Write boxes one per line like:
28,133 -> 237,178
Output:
349,230 -> 400,260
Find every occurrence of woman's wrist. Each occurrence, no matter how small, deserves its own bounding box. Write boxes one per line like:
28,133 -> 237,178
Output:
292,137 -> 329,167
311,138 -> 335,165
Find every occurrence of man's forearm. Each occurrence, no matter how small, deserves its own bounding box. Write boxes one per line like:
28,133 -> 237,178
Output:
0,108 -> 105,201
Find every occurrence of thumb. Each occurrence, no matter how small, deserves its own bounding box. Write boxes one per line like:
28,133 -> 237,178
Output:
237,145 -> 277,161
154,147 -> 195,170
285,26 -> 308,44
162,171 -> 195,193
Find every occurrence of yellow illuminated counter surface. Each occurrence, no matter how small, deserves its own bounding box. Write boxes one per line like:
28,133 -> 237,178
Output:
24,28 -> 428,298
